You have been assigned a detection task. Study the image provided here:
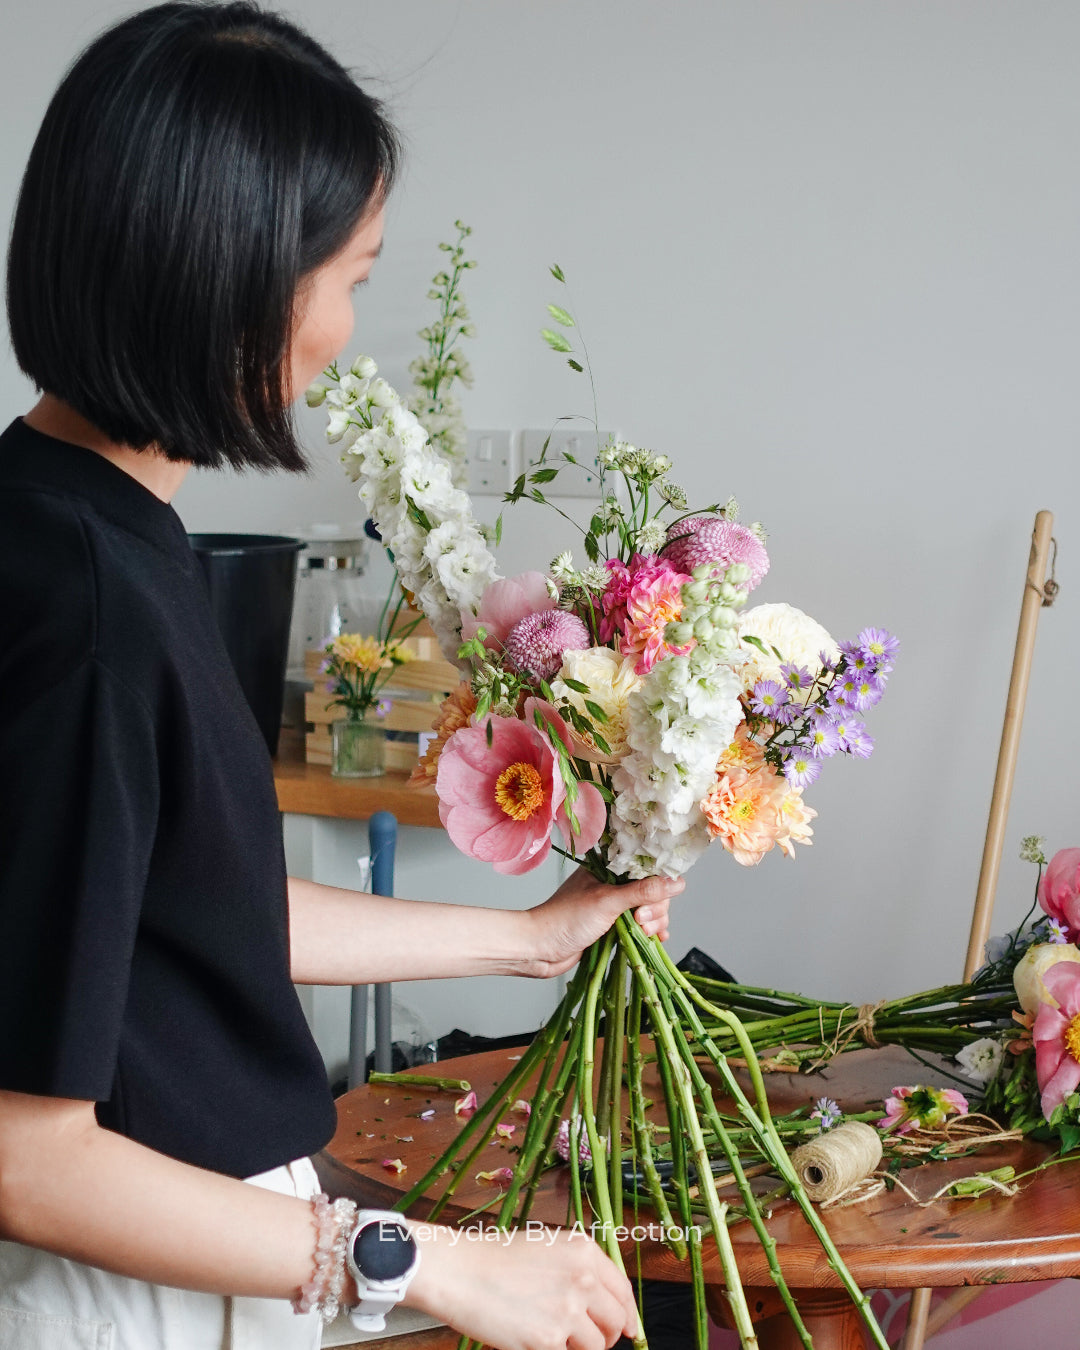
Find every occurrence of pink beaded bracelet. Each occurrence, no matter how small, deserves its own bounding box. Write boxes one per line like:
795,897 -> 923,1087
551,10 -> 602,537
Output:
292,1191 -> 358,1322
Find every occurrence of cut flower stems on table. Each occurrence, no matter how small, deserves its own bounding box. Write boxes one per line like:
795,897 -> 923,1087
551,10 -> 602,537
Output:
314,262 -> 914,1348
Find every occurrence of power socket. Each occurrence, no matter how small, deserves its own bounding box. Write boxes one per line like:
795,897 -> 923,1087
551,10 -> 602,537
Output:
520,429 -> 616,499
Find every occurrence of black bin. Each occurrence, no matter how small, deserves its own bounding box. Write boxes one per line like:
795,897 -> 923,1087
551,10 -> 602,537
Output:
188,534 -> 304,756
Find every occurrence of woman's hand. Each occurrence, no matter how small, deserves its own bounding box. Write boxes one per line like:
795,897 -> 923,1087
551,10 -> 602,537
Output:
405,1223 -> 640,1350
521,867 -> 684,978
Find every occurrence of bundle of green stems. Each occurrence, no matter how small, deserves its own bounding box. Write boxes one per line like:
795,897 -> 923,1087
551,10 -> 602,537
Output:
684,966 -> 1019,1074
395,919 -> 892,1350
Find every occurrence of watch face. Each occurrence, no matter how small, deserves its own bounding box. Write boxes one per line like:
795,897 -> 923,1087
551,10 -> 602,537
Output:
352,1219 -> 417,1282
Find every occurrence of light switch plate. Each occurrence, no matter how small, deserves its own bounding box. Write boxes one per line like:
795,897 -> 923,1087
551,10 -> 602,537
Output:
465,429 -> 513,495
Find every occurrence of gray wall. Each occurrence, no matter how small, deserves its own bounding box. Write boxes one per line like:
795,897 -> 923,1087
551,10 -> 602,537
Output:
3,4 -> 1077,1036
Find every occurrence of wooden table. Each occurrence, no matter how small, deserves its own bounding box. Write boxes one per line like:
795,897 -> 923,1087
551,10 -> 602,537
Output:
272,728 -> 442,827
320,1044 -> 1080,1350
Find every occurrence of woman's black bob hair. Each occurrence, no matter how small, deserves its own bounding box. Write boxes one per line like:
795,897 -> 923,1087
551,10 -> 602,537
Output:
6,1 -> 399,472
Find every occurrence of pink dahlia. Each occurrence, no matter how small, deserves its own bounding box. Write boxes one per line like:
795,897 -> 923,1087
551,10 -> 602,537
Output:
1033,961 -> 1080,1118
1039,848 -> 1080,943
599,554 -> 694,675
878,1085 -> 969,1135
460,572 -> 555,651
436,699 -> 605,874
504,610 -> 590,680
663,517 -> 770,591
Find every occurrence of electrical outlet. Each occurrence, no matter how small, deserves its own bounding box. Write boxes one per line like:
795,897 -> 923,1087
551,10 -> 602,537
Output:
519,429 -> 616,499
465,429 -> 513,495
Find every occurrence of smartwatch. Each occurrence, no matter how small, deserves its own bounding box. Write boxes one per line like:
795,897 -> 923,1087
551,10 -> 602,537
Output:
345,1210 -> 421,1332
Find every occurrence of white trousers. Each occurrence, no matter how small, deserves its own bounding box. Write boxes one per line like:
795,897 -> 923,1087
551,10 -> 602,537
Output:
0,1157 -> 324,1350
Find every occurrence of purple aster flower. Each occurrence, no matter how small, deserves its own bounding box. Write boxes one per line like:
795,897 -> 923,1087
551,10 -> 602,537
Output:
849,673 -> 886,712
838,641 -> 873,675
783,749 -> 821,788
818,649 -> 837,675
827,713 -> 866,753
1049,918 -> 1070,944
806,721 -> 841,759
829,672 -> 859,710
810,1097 -> 842,1132
857,628 -> 899,671
750,680 -> 790,719
663,517 -> 770,590
504,609 -> 590,680
772,700 -> 800,727
780,662 -> 814,695
375,698 -> 392,717
845,724 -> 875,759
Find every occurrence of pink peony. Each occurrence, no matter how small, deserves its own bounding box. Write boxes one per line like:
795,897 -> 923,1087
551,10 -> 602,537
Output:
1039,848 -> 1080,943
878,1085 -> 969,1135
504,609 -> 590,680
599,554 -> 694,675
663,517 -> 770,591
436,699 -> 605,874
460,572 -> 555,651
1033,961 -> 1080,1118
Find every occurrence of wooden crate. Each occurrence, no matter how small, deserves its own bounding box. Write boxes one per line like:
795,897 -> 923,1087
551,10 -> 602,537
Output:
303,615 -> 460,771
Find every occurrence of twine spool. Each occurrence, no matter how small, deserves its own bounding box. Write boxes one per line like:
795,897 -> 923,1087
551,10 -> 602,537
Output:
790,1122 -> 882,1202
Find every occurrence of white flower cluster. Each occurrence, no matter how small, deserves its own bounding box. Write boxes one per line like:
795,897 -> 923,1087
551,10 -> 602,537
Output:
607,648 -> 744,878
407,385 -> 468,487
311,355 -> 497,662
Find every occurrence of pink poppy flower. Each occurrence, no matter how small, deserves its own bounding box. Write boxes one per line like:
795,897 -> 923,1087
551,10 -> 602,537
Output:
878,1085 -> 969,1134
1039,848 -> 1080,943
1034,961 -> 1080,1118
436,699 -> 605,874
460,572 -> 555,651
599,554 -> 694,674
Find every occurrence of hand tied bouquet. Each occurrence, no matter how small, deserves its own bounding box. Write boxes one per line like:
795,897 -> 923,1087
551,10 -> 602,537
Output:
311,276 -> 899,1349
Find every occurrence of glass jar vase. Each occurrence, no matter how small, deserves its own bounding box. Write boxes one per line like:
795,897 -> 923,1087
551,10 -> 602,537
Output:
331,711 -> 386,778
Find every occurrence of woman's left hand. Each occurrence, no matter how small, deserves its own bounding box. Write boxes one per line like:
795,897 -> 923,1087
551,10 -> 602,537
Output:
521,867 -> 684,978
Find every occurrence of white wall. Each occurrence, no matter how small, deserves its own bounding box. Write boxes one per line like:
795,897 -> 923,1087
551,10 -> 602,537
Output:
3,3 -> 1077,1023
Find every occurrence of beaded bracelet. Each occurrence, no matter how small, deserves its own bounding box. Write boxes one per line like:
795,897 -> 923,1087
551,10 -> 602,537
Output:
292,1192 -> 358,1322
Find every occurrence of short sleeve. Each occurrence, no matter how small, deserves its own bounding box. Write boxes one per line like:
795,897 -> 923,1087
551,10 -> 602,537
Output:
0,657 -> 159,1099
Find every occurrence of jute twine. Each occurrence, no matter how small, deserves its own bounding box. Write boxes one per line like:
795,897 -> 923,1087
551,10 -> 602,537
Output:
789,1121 -> 883,1202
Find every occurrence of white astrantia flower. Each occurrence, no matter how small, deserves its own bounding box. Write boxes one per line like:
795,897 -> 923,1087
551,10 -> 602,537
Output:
955,1038 -> 1004,1085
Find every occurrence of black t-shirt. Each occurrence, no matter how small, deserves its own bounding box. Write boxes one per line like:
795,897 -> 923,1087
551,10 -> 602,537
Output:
0,418 -> 335,1178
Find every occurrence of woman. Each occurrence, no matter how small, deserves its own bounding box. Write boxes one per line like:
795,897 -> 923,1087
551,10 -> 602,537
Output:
0,5 -> 682,1348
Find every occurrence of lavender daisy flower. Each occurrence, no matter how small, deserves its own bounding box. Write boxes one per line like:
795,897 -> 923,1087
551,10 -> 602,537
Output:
807,721 -> 841,759
818,649 -> 837,675
810,1097 -> 842,1132
845,724 -> 875,759
772,700 -> 800,727
780,662 -> 814,695
857,627 -> 899,670
1048,918 -> 1070,944
750,680 -> 790,719
375,698 -> 392,717
838,641 -> 873,675
849,673 -> 886,712
828,714 -> 866,753
783,749 -> 821,788
829,673 -> 859,710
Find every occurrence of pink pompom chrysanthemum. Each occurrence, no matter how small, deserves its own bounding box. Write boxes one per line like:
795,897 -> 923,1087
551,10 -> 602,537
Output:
663,517 -> 770,591
504,610 -> 590,680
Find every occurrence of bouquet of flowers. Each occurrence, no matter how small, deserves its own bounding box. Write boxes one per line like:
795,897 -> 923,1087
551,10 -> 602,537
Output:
321,631 -> 413,719
312,276 -> 901,1349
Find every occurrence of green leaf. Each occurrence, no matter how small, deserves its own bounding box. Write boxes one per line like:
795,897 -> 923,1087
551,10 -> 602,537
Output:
563,451 -> 578,464
770,644 -> 784,661
741,634 -> 768,656
494,513 -> 504,545
1059,1124 -> 1080,1154
531,489 -> 547,504
547,304 -> 575,328
583,700 -> 609,723
541,328 -> 573,353
592,731 -> 612,755
561,677 -> 591,694
485,719 -> 494,748
505,472 -> 527,502
539,680 -> 555,702
584,532 -> 599,562
530,467 -> 560,483
550,263 -> 566,283
568,358 -> 584,373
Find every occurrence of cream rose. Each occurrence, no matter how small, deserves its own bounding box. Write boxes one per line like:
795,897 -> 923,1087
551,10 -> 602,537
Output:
551,646 -> 643,758
736,602 -> 839,704
1013,942 -> 1080,1014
